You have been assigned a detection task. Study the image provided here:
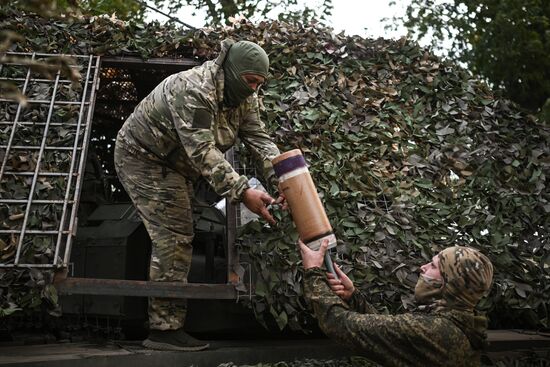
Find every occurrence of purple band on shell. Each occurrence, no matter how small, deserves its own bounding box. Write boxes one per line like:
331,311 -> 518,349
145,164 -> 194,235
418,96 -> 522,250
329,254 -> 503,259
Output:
273,154 -> 307,178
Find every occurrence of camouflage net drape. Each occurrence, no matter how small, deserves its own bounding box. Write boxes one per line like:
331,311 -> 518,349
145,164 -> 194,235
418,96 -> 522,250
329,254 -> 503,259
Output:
1,8 -> 549,331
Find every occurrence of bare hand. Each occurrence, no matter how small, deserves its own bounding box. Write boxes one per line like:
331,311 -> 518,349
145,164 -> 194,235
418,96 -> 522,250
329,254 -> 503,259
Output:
298,239 -> 328,269
327,264 -> 355,301
242,188 -> 276,225
275,183 -> 289,210
274,193 -> 288,210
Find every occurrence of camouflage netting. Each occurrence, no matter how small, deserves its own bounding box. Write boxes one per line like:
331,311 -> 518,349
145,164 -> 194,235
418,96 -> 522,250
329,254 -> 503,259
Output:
1,7 -> 549,331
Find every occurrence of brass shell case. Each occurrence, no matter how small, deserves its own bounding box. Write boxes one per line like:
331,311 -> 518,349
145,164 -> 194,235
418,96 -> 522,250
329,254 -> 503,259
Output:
273,150 -> 335,247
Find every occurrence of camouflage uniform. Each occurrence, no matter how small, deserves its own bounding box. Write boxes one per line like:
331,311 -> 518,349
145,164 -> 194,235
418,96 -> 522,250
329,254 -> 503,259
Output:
303,246 -> 493,367
114,38 -> 280,331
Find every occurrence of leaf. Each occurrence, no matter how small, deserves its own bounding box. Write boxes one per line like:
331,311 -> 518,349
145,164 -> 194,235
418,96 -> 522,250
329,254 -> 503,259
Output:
270,306 -> 288,330
374,232 -> 386,242
42,284 -> 58,305
0,302 -> 21,317
329,182 -> 339,196
383,223 -> 397,235
436,126 -> 455,136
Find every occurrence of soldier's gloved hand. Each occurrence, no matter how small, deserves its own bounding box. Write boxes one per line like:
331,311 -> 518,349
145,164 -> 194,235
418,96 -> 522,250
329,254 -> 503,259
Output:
242,188 -> 276,225
327,264 -> 355,301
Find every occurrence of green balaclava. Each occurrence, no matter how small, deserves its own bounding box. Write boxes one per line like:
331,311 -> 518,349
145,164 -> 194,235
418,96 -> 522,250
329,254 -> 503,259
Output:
223,40 -> 269,108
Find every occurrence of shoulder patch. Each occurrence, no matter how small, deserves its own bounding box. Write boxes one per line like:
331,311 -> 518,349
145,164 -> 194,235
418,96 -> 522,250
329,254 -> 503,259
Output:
192,109 -> 213,129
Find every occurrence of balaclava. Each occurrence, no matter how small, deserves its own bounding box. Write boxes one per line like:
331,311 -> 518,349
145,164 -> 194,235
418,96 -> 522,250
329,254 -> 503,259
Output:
414,246 -> 493,311
414,272 -> 444,305
223,40 -> 269,108
438,246 -> 494,311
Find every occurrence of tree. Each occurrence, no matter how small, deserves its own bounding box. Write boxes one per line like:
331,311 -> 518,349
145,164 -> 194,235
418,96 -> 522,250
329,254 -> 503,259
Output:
176,0 -> 333,26
391,0 -> 550,115
5,0 -> 145,21
6,0 -> 333,26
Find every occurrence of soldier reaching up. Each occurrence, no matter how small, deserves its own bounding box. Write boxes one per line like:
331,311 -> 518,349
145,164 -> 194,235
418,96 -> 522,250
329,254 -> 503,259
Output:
115,39 -> 282,351
299,240 -> 494,367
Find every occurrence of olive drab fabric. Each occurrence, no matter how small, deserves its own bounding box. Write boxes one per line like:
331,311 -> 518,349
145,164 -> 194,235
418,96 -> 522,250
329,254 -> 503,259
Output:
303,246 -> 495,367
223,40 -> 269,108
116,38 -> 280,203
114,38 -> 279,331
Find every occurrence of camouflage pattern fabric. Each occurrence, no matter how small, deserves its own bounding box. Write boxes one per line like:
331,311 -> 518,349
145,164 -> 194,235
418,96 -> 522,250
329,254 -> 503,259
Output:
413,273 -> 444,305
114,144 -> 193,330
114,39 -> 279,330
116,38 -> 280,203
303,268 -> 485,367
436,246 -> 494,312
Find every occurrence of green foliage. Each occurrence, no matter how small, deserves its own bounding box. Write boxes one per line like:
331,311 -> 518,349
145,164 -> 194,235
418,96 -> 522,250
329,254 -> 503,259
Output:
190,21 -> 550,332
1,8 -> 549,334
0,7 -> 192,59
0,268 -> 59,317
391,0 -> 550,115
81,0 -> 144,21
5,0 -> 146,22
4,0 -> 333,26
153,0 -> 333,26
1,0 -> 78,17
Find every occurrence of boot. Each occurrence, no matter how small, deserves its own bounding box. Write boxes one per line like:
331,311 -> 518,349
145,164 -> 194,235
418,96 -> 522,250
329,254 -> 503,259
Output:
142,328 -> 209,351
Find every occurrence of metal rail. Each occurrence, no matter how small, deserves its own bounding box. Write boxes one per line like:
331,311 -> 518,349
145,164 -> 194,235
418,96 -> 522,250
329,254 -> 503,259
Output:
1,172 -> 73,176
0,53 -> 34,181
101,56 -> 200,70
55,278 -> 237,299
55,55 -> 97,266
0,122 -> 83,127
0,145 -> 82,150
0,52 -> 101,269
0,98 -> 90,105
4,52 -> 95,58
225,148 -> 240,285
13,62 -> 62,265
64,56 -> 101,265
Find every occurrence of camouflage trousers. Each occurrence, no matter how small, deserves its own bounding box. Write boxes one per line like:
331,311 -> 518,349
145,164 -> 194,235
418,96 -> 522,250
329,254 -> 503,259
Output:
114,143 -> 194,331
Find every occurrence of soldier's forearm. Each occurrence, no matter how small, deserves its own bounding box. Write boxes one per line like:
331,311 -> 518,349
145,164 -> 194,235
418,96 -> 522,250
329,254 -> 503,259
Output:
347,289 -> 379,315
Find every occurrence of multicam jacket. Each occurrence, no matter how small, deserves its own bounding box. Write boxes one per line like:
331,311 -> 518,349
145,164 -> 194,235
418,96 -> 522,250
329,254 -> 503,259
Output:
116,39 -> 280,202
303,268 -> 488,367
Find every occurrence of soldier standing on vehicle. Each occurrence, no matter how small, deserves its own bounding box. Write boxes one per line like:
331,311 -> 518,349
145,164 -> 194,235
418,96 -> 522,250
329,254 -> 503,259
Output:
114,39 -> 282,351
300,241 -> 494,366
